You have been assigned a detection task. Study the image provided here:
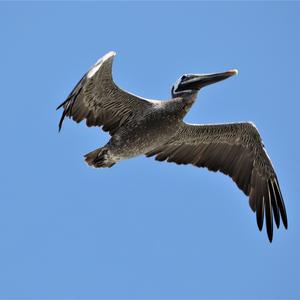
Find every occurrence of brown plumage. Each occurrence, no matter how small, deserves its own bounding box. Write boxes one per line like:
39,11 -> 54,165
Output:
145,123 -> 287,241
57,51 -> 288,242
57,52 -> 153,135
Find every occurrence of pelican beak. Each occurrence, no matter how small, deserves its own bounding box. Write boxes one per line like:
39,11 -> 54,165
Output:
181,69 -> 238,90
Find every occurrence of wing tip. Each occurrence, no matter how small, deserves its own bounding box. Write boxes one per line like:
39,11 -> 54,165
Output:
257,218 -> 263,232
56,103 -> 63,110
283,218 -> 288,230
268,233 -> 273,243
58,112 -> 65,132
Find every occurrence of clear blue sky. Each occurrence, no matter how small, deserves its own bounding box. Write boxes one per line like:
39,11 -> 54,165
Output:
1,2 -> 299,299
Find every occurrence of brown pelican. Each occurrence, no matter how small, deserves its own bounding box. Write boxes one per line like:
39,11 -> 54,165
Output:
57,51 -> 287,242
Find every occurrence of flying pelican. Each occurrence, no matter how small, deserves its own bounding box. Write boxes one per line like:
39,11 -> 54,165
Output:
57,51 -> 287,242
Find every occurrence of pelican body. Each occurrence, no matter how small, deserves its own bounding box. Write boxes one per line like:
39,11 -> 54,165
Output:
101,97 -> 191,165
57,51 -> 288,242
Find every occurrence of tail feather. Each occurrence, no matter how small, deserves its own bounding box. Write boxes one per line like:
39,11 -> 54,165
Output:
84,148 -> 115,168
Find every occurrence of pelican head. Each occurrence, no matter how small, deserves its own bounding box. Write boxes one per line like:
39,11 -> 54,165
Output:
171,69 -> 238,98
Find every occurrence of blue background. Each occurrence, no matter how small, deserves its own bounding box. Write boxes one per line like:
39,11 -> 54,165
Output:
1,2 -> 299,299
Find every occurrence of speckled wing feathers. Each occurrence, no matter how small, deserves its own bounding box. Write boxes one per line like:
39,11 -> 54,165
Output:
57,52 -> 153,135
146,122 -> 287,241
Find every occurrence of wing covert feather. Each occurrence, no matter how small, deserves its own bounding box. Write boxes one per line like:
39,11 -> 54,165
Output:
57,51 -> 153,135
146,122 -> 287,241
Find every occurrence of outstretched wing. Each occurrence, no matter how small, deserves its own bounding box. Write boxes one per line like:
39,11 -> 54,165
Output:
146,122 -> 287,241
57,51 -> 154,135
